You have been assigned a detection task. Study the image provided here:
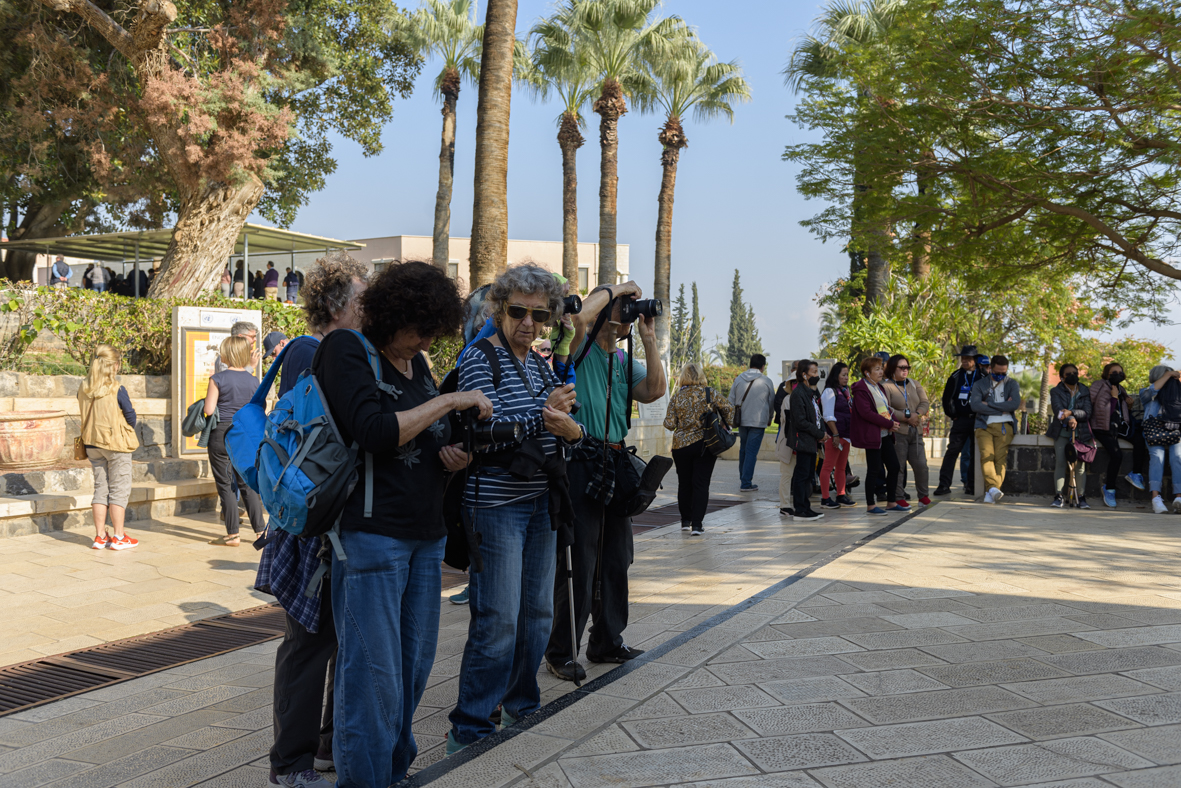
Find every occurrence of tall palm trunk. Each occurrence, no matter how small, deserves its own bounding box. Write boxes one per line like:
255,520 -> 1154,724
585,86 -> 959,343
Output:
911,148 -> 934,280
468,0 -> 517,289
433,69 -> 461,271
864,242 -> 890,311
653,114 -> 686,365
558,111 -> 584,284
594,77 -> 627,286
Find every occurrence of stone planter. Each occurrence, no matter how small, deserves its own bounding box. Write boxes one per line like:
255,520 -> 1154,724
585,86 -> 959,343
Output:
0,410 -> 67,470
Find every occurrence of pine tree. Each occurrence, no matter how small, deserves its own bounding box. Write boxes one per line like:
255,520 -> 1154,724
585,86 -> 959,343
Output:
725,270 -> 764,366
670,284 -> 688,371
689,283 -> 703,366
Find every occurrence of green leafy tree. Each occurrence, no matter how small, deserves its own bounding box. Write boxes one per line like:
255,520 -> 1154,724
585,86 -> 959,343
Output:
689,281 -> 703,366
669,283 -> 687,371
398,0 -> 482,271
725,269 -> 764,366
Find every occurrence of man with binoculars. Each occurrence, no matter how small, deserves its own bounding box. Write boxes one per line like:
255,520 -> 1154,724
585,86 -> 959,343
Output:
545,281 -> 667,682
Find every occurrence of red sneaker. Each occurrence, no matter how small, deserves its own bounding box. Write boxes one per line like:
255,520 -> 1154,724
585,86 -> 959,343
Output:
919,496 -> 931,506
91,534 -> 111,550
108,534 -> 139,551
896,499 -> 909,508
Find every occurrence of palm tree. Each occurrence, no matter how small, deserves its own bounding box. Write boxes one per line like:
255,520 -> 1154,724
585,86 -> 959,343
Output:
523,29 -> 598,284
784,0 -> 905,313
632,35 -> 750,363
532,0 -> 684,286
400,0 -> 482,271
468,0 -> 518,288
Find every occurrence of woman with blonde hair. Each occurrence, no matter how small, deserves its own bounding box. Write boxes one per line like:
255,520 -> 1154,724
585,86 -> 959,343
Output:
78,344 -> 139,550
204,334 -> 264,545
664,362 -> 734,535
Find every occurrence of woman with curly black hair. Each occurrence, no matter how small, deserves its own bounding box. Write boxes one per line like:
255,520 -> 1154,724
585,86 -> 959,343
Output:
313,261 -> 492,788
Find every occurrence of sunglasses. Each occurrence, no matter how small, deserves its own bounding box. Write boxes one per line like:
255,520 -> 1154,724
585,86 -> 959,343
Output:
504,304 -> 552,323
897,365 -> 910,371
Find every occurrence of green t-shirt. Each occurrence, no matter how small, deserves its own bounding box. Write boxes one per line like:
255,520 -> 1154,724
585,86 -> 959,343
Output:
572,340 -> 648,443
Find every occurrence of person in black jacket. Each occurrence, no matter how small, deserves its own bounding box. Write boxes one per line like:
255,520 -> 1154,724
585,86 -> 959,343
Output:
788,360 -> 827,521
934,345 -> 982,496
1047,363 -> 1094,508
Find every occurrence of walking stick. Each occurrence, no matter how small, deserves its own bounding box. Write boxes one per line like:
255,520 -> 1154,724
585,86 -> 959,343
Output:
565,545 -> 581,687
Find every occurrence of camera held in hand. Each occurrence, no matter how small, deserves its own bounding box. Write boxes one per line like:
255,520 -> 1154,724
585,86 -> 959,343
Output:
563,294 -> 582,315
461,407 -> 524,447
618,297 -> 662,324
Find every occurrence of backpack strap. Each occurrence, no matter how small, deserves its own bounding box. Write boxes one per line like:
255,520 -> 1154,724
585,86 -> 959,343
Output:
473,338 -> 502,389
342,329 -> 404,519
247,331 -> 290,408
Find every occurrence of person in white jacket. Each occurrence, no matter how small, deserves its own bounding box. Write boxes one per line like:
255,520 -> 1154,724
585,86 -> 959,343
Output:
729,354 -> 777,491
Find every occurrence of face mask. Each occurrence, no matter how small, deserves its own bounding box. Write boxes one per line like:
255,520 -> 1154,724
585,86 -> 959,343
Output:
992,372 -> 1006,382
1063,373 -> 1079,386
808,375 -> 820,387
1109,372 -> 1125,385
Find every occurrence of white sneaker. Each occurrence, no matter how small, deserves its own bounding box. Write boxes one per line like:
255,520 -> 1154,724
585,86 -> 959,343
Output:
990,487 -> 1004,504
983,491 -> 994,504
1173,497 -> 1181,514
1154,496 -> 1169,514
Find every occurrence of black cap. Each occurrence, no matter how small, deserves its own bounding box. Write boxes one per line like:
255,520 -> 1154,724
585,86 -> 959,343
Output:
263,331 -> 287,357
956,344 -> 978,357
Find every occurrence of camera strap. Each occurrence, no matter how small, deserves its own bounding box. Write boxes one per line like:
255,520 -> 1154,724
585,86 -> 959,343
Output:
495,328 -> 554,399
573,296 -> 617,370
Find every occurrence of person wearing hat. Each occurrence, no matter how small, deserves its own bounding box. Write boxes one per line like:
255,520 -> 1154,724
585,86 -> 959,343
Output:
263,331 -> 288,359
934,345 -> 983,496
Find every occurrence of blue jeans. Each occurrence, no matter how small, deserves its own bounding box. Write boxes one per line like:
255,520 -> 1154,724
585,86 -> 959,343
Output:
92,282 -> 106,293
738,426 -> 765,488
1149,443 -> 1181,495
449,496 -> 556,745
331,529 -> 444,788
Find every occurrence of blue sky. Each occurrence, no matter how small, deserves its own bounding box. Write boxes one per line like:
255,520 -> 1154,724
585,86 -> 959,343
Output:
274,0 -> 1177,377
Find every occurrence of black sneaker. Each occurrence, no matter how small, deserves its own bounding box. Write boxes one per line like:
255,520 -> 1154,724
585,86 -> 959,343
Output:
963,488 -> 975,496
545,658 -> 587,682
933,486 -> 951,496
820,498 -> 840,509
836,495 -> 856,506
794,510 -> 824,521
681,522 -> 691,532
587,645 -> 645,664
690,522 -> 703,536
1077,496 -> 1091,510
780,507 -> 794,517
1051,495 -> 1064,508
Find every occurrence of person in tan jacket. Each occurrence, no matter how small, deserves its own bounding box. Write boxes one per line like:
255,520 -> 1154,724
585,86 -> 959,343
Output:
77,344 -> 140,550
884,354 -> 931,506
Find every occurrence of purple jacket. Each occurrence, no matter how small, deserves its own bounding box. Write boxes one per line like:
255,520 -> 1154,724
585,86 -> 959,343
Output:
850,379 -> 897,450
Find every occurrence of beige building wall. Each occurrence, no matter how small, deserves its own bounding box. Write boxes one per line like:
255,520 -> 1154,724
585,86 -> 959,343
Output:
350,235 -> 630,294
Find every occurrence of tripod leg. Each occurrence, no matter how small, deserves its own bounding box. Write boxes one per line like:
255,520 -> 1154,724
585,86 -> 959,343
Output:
566,545 -> 581,688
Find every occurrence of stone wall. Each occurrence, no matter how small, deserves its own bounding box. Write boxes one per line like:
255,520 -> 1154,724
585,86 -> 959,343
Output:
976,434 -> 1157,500
0,371 -> 169,398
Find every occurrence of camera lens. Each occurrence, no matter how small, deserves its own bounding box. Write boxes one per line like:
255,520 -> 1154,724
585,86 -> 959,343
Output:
563,294 -> 582,315
619,298 -> 663,323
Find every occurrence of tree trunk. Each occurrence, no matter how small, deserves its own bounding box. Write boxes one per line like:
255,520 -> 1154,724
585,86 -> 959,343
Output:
864,243 -> 890,313
1038,349 -> 1053,420
433,73 -> 460,271
594,78 -> 627,286
3,201 -> 69,281
558,111 -> 584,285
468,0 -> 517,289
148,176 -> 265,298
911,148 -> 934,280
653,114 -> 686,368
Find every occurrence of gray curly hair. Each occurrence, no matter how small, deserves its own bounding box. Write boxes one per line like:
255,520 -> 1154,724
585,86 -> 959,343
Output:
302,251 -> 369,331
485,262 -> 565,326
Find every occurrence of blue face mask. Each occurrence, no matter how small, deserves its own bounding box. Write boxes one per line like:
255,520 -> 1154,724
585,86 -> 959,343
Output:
992,372 -> 1007,382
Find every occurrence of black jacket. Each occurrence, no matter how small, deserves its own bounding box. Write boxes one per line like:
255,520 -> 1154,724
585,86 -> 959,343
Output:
942,367 -> 983,420
787,384 -> 825,454
1047,382 -> 1094,442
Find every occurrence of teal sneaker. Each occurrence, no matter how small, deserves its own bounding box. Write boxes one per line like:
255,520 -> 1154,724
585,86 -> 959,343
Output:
449,586 -> 469,605
498,709 -> 517,731
445,731 -> 466,756
1103,488 -> 1117,508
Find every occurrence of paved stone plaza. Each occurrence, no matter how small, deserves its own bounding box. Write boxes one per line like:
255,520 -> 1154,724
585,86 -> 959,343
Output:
3,460 -> 1181,787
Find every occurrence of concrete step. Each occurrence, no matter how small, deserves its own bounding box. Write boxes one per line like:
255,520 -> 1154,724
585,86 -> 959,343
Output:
1,396 -> 171,416
1,457 -> 211,496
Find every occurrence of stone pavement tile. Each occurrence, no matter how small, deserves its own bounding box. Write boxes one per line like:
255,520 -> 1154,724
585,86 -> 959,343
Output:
618,694 -> 687,721
769,578 -> 832,604
840,685 -> 1035,725
916,658 -> 1073,688
956,604 -> 1087,623
185,763 -> 272,788
413,709 -> 451,738
62,710 -> 235,765
668,671 -> 725,691
35,745 -> 194,788
839,669 -> 949,695
1002,674 -> 1158,704
206,687 -> 271,714
834,715 -> 1027,759
834,648 -> 946,672
674,773 -> 820,788
1094,692 -> 1181,725
1123,666 -> 1181,691
748,627 -> 797,644
874,598 -> 976,615
0,714 -> 165,773
162,664 -> 269,691
1100,724 -> 1181,765
840,628 -> 967,650
731,732 -> 866,772
767,609 -> 819,625
956,594 -> 1049,610
1065,614 -> 1145,630
985,703 -> 1141,740
819,591 -> 906,605
513,761 -> 573,788
1,758 -> 91,788
808,754 -> 996,788
225,669 -> 274,689
1075,625 -> 1181,649
557,743 -> 757,788
951,737 -> 1153,785
1117,609 -> 1181,626
209,705 -> 271,731
668,685 -> 781,713
709,646 -> 761,664
743,638 -> 864,659
1017,635 -> 1107,654
887,587 -> 975,600
563,725 -> 639,757
1037,647 -> 1181,675
760,676 -> 865,705
0,689 -> 192,747
942,618 -> 1099,642
621,712 -> 756,749
656,628 -> 750,668
115,728 -> 271,788
796,604 -> 895,621
879,612 -> 978,629
709,656 -> 857,685
138,686 -> 254,717
80,673 -> 186,702
594,663 -> 687,700
985,780 -> 1108,788
769,618 -> 904,639
732,702 -> 868,736
530,695 -> 637,741
1106,765 -> 1181,787
5,697 -> 102,723
160,726 -> 246,749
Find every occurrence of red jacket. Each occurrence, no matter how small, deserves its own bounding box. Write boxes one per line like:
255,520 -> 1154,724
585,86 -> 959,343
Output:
850,379 -> 897,449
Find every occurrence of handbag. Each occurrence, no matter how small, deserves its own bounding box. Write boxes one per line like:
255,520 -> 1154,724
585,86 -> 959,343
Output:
1143,415 -> 1181,447
703,388 -> 737,456
1072,432 -> 1097,464
73,436 -> 87,461
608,447 -> 674,518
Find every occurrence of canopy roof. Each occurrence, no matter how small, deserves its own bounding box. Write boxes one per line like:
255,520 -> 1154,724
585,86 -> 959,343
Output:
0,223 -> 363,262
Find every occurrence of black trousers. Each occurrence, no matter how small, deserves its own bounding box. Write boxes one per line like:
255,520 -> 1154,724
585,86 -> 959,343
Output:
208,422 -> 265,536
792,450 -> 818,512
938,417 -> 976,490
1130,425 -> 1149,475
865,436 -> 900,507
672,440 -> 717,525
1093,429 -> 1125,489
271,583 -> 336,774
546,455 -> 634,663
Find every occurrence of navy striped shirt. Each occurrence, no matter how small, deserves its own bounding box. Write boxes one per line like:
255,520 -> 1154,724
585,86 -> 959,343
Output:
459,344 -> 564,507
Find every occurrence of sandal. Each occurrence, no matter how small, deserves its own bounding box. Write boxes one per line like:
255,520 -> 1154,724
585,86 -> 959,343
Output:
209,534 -> 241,546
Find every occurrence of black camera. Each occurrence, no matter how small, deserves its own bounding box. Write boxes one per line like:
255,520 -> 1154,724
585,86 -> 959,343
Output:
618,297 -> 662,324
563,294 -> 582,315
461,407 -> 524,447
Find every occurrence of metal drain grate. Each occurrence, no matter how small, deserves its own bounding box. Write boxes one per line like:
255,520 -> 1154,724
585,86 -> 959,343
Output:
631,498 -> 745,532
0,603 -> 287,717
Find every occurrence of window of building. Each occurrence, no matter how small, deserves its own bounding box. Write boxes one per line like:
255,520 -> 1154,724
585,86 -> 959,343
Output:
447,261 -> 459,280
578,267 -> 589,293
372,258 -> 395,273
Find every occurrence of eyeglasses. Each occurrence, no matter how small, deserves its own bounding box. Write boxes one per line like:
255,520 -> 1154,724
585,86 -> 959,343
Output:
897,365 -> 910,371
504,304 -> 552,323
537,347 -> 553,357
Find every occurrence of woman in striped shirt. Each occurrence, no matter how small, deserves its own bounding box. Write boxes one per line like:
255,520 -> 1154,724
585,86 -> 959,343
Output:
448,263 -> 583,753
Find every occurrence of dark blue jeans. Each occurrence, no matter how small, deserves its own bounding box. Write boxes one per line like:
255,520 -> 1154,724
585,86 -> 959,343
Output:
449,496 -> 556,745
331,529 -> 444,788
738,426 -> 766,488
